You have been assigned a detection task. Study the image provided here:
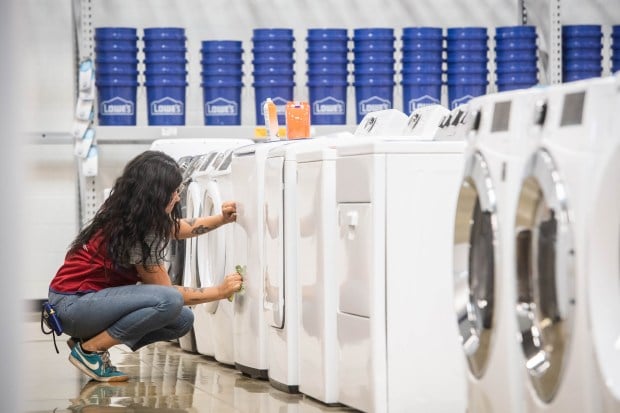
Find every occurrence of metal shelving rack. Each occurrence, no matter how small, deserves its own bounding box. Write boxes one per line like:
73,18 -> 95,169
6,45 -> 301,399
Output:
73,0 -> 564,226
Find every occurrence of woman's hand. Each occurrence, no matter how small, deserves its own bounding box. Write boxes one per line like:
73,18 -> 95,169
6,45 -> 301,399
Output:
221,201 -> 237,224
218,271 -> 243,300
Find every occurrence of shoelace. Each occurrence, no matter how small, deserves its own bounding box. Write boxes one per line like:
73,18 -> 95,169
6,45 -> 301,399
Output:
100,351 -> 119,373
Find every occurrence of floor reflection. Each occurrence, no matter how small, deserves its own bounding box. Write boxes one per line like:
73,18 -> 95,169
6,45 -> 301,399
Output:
24,317 -> 357,413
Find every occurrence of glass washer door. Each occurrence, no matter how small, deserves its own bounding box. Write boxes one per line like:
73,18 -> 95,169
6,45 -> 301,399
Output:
514,148 -> 575,403
453,151 -> 500,378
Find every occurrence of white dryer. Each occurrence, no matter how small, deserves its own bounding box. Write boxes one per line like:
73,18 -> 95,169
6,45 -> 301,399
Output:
512,76 -> 618,413
334,137 -> 467,412
452,87 -> 547,413
230,139 -> 292,379
263,136 -> 351,393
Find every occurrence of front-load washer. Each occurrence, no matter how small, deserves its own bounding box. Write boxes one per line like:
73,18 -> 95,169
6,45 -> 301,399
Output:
263,135 -> 352,393
179,152 -> 220,354
334,137 -> 467,412
513,76 -> 618,413
191,141 -> 254,360
180,138 -> 255,357
452,87 -> 547,413
582,75 -> 620,412
149,138 -> 252,286
231,139 -> 292,379
199,148 -> 245,365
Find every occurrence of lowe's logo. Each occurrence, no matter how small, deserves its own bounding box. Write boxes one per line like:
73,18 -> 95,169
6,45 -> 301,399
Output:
359,96 -> 391,114
205,97 -> 238,116
313,96 -> 345,115
408,95 -> 440,114
151,97 -> 184,115
451,95 -> 474,110
260,97 -> 288,115
101,97 -> 134,116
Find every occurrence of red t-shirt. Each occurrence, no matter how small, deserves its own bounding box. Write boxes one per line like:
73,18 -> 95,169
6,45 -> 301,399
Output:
49,232 -> 140,294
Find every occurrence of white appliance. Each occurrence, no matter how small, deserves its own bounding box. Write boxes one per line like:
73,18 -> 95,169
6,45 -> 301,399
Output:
179,152 -> 220,354
230,139 -> 292,379
582,74 -> 620,412
150,138 -> 254,354
149,138 -> 251,286
200,148 -> 241,365
182,138 -> 255,357
452,87 -> 547,413
263,136 -> 351,393
512,76 -> 618,413
193,142 -> 253,363
334,136 -> 466,412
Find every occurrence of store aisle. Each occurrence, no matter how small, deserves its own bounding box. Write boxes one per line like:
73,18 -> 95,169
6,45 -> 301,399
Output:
24,314 -> 357,413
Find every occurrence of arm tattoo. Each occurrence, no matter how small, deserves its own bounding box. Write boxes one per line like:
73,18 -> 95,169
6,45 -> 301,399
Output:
180,286 -> 209,305
191,225 -> 211,235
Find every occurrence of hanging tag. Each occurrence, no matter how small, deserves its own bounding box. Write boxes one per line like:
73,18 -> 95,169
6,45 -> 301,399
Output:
75,97 -> 94,121
74,128 -> 95,158
78,60 -> 94,91
82,145 -> 98,177
72,117 -> 90,139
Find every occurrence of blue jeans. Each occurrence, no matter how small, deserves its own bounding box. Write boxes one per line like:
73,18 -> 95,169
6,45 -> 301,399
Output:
48,285 -> 193,351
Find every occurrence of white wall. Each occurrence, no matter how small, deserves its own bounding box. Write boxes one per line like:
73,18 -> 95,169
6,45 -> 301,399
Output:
23,0 -> 620,300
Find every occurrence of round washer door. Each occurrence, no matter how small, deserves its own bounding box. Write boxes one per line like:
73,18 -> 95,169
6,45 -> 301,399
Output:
184,182 -> 203,291
586,145 -> 620,401
196,180 -> 226,314
514,148 -> 575,403
166,185 -> 188,285
453,151 -> 500,379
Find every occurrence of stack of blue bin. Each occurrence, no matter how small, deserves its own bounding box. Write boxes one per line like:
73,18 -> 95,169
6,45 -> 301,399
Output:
306,28 -> 349,125
400,27 -> 443,115
142,27 -> 188,125
94,27 -> 139,125
562,24 -> 602,82
200,40 -> 244,125
612,25 -> 620,74
445,27 -> 489,109
352,28 -> 395,123
494,25 -> 538,92
252,28 -> 295,125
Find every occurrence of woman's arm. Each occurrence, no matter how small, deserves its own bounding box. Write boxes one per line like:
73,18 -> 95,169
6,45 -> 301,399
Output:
136,264 -> 243,305
173,201 -> 237,240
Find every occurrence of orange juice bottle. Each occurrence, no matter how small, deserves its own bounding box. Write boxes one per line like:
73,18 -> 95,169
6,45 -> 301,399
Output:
285,101 -> 310,139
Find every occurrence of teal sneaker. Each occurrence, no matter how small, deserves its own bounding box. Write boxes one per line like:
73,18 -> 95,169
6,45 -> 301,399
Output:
69,343 -> 129,382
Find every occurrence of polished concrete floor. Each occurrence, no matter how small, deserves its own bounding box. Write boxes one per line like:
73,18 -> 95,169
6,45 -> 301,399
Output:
24,315 -> 358,413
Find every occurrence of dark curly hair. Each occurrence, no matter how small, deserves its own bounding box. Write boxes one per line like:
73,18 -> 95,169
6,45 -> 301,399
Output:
68,150 -> 183,268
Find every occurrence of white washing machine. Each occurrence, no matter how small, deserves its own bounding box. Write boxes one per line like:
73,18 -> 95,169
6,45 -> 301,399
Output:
263,135 -> 353,393
334,136 -> 467,412
149,138 -> 252,287
192,142 -> 253,362
180,138 -> 255,357
583,74 -> 620,412
179,152 -> 220,354
230,139 -> 292,379
201,148 -> 242,365
452,87 -> 547,413
513,76 -> 618,413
